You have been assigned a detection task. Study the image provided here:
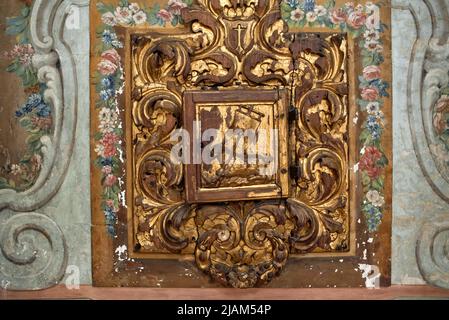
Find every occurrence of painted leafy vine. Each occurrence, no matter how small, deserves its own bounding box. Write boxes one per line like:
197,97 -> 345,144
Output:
94,0 -> 192,235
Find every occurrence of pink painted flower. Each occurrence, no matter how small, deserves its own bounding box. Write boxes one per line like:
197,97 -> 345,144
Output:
435,95 -> 449,113
97,59 -> 118,75
434,95 -> 449,135
101,49 -> 121,65
347,11 -> 366,29
359,146 -> 383,179
31,116 -> 53,131
433,112 -> 447,135
31,154 -> 42,170
330,8 -> 347,24
363,65 -> 381,81
5,44 -> 35,66
168,0 -> 187,16
97,49 -> 121,76
101,132 -> 119,158
157,9 -> 173,23
104,174 -> 117,187
361,87 -> 379,101
102,165 -> 113,175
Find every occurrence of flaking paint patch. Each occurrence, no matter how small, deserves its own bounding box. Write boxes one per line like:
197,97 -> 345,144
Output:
115,244 -> 127,262
360,146 -> 366,155
358,264 -> 381,289
353,112 -> 359,125
120,190 -> 127,207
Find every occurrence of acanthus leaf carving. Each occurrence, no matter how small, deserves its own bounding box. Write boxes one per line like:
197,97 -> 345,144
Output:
124,0 -> 350,288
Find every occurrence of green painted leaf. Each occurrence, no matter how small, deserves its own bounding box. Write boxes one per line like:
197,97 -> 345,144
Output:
19,116 -> 32,128
359,129 -> 371,145
6,61 -> 19,73
370,178 -> 383,191
26,133 -> 42,145
361,171 -> 371,186
377,155 -> 389,167
171,15 -> 179,27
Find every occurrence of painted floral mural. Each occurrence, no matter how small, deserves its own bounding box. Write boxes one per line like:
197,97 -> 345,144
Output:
94,0 -> 389,235
94,0 -> 193,235
0,1 -> 52,191
97,0 -> 192,28
431,80 -> 449,177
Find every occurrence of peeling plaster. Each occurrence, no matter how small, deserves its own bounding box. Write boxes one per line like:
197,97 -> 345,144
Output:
358,264 -> 381,289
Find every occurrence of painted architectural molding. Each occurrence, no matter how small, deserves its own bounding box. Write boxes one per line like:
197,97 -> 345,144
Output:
0,0 -> 89,290
0,211 -> 67,290
401,0 -> 449,289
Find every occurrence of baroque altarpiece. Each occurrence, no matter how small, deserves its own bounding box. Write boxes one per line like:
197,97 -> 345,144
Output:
90,0 -> 392,288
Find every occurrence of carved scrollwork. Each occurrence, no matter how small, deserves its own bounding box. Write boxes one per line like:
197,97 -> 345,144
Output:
194,202 -> 292,288
136,204 -> 196,253
296,147 -> 345,205
127,0 -> 349,287
287,198 -> 344,253
189,50 -> 237,86
406,0 -> 449,289
136,149 -> 183,206
298,89 -> 346,141
135,39 -> 192,84
133,88 -> 181,146
0,212 -> 67,290
243,49 -> 291,85
416,215 -> 449,289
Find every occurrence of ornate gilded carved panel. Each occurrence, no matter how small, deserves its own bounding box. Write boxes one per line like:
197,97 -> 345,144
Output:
91,0 -> 392,288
